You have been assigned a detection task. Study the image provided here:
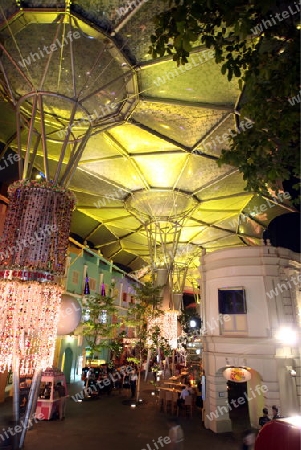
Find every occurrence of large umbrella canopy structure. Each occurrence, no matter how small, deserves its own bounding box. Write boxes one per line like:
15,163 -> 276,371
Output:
0,1 -> 295,287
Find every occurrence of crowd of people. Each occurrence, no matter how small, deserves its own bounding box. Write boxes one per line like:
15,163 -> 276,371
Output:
82,361 -> 140,399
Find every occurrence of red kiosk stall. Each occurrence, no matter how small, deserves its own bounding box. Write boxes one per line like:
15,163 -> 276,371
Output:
36,368 -> 67,420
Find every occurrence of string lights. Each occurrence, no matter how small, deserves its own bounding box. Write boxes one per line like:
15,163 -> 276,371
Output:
0,280 -> 62,374
0,180 -> 76,374
148,310 -> 179,350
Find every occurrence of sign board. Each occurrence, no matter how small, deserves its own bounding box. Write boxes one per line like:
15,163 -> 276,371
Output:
223,367 -> 251,383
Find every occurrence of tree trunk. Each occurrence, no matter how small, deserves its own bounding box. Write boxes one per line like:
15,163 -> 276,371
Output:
136,350 -> 142,403
144,348 -> 152,381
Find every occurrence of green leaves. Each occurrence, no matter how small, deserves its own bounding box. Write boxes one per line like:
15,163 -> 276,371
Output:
123,282 -> 172,358
82,294 -> 119,355
149,0 -> 300,201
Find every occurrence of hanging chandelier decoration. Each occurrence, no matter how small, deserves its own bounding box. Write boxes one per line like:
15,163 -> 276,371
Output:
161,310 -> 179,350
0,280 -> 62,375
0,3 -> 138,377
0,179 -> 76,374
147,310 -> 179,350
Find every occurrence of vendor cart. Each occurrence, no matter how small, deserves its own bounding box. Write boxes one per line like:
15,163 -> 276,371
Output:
36,368 -> 67,420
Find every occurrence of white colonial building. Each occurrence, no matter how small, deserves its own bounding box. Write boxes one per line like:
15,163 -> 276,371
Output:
200,245 -> 301,433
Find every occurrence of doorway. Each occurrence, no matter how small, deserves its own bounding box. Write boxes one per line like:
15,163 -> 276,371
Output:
227,380 -> 251,433
63,347 -> 73,383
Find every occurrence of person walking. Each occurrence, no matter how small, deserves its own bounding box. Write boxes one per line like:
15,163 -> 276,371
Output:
130,369 -> 138,399
177,384 -> 190,409
55,382 -> 66,421
241,429 -> 255,450
167,418 -> 184,450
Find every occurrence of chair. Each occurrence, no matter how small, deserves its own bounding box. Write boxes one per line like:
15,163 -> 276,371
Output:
184,394 -> 193,418
172,390 -> 179,415
165,390 -> 173,414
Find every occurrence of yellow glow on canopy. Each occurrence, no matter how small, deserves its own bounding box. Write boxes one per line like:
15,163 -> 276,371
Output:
135,154 -> 188,187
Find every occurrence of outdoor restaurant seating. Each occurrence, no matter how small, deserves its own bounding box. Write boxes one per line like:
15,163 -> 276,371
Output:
184,394 -> 193,417
155,365 -> 201,419
176,392 -> 193,418
164,390 -> 173,414
158,387 -> 180,414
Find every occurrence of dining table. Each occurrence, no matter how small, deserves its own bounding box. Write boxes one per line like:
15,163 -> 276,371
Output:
162,381 -> 186,389
159,387 -> 182,393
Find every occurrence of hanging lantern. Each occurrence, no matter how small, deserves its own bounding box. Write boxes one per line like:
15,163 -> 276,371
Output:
147,310 -> 179,350
172,292 -> 183,310
162,310 -> 179,349
177,320 -> 182,337
0,278 -> 62,374
0,180 -> 76,374
56,294 -> 82,336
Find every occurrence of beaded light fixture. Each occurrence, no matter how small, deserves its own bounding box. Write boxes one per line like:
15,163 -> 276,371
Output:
147,310 -> 179,350
0,4 -> 138,445
0,180 -> 76,374
0,1 -> 137,378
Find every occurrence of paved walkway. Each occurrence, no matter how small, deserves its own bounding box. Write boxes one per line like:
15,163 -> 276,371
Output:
0,380 -> 241,450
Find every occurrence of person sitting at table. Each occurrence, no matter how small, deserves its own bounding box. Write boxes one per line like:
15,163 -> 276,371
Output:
177,384 -> 190,409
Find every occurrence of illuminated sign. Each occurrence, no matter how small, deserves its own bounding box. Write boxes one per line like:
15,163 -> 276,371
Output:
0,269 -> 55,282
223,367 -> 251,383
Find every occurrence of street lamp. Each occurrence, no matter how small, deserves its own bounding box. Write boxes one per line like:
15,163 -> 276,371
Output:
275,327 -> 298,345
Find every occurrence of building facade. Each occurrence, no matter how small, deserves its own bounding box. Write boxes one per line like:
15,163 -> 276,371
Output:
54,241 -> 140,382
201,245 -> 301,433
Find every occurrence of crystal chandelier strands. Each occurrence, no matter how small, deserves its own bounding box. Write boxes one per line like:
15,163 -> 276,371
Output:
0,180 -> 76,374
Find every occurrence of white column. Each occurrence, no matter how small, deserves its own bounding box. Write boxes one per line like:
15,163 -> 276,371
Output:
99,273 -> 104,293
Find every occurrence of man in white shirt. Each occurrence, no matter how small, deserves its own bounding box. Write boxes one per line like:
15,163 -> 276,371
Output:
177,384 -> 190,408
180,385 -> 191,400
